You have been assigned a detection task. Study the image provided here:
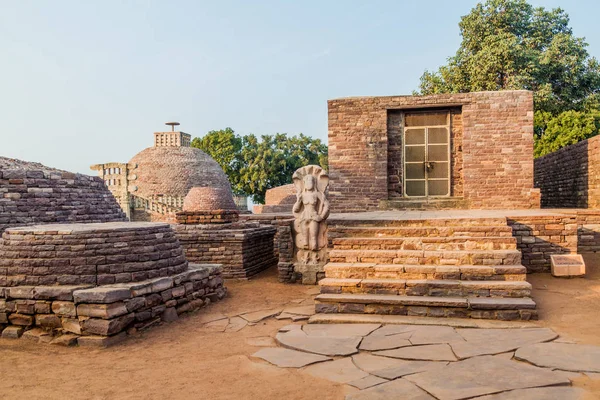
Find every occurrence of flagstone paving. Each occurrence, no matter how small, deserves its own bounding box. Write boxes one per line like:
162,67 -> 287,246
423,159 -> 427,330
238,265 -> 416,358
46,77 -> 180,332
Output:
249,322 -> 599,399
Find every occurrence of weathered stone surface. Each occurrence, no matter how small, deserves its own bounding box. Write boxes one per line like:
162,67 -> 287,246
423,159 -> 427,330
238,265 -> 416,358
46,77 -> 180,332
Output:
353,353 -> 449,380
253,348 -> 331,368
304,358 -> 368,384
50,334 -> 79,346
359,334 -> 412,351
375,344 -> 457,362
77,302 -> 129,319
225,316 -> 248,333
203,318 -> 229,332
352,353 -> 410,374
8,313 -> 34,326
81,313 -> 135,336
346,375 -> 388,390
409,325 -> 465,345
345,378 -> 435,400
302,323 -> 380,337
161,307 -> 178,322
77,331 -> 127,347
515,342 -> 600,373
452,328 -> 558,359
405,355 -> 569,400
1,326 -> 24,339
35,285 -> 91,301
276,330 -> 361,356
22,327 -> 50,342
61,318 -> 81,335
476,387 -> 588,400
239,308 -> 282,323
35,314 -> 61,329
74,287 -> 131,304
282,305 -> 316,316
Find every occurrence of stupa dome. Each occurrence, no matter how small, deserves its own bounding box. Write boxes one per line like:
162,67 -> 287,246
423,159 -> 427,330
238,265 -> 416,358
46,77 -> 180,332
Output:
183,187 -> 237,212
128,146 -> 232,200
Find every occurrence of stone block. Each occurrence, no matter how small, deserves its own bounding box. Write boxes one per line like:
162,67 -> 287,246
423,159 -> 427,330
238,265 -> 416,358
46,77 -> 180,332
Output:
51,301 -> 77,317
77,331 -> 127,348
15,300 -> 36,314
124,297 -> 146,312
150,277 -> 173,293
22,327 -> 51,342
77,302 -> 129,319
9,313 -> 34,326
550,254 -> 585,277
50,334 -> 79,346
36,314 -> 62,329
81,313 -> 134,336
161,307 -> 178,322
61,318 -> 82,334
74,287 -> 131,304
1,326 -> 24,339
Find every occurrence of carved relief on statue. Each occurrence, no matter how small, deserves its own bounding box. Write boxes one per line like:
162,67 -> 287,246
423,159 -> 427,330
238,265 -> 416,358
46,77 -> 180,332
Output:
292,165 -> 330,270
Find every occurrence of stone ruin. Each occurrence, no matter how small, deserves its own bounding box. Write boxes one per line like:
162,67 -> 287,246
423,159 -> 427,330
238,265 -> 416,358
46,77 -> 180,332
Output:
0,157 -> 226,346
173,186 -> 278,279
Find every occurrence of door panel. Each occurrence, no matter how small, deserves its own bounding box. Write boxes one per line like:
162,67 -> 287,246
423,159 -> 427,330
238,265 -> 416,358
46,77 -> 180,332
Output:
403,112 -> 450,197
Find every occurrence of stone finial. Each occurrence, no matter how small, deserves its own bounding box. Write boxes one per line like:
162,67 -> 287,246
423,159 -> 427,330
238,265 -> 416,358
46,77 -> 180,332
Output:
291,165 -> 330,284
165,122 -> 180,132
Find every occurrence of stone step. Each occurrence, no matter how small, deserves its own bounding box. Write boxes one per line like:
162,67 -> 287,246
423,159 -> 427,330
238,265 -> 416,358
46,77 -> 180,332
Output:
331,236 -> 517,251
314,293 -> 537,321
328,226 -> 514,238
324,263 -> 527,281
327,217 -> 509,228
319,278 -> 532,298
328,249 -> 522,266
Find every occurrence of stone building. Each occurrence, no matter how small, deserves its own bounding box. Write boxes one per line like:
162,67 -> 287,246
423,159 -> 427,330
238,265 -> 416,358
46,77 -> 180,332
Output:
91,126 -> 233,222
328,90 -> 541,212
253,184 -> 297,214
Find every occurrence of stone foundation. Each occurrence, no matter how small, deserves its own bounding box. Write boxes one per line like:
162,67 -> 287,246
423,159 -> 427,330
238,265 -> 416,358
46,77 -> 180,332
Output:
173,222 -> 277,279
176,210 -> 239,225
0,264 -> 225,346
576,211 -> 600,253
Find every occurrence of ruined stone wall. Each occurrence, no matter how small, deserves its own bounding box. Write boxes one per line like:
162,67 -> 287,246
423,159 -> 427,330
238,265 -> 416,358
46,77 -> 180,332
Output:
534,135 -> 600,209
173,222 -> 277,279
328,91 -> 539,212
0,159 -> 126,233
507,215 -> 577,273
576,211 -> 600,252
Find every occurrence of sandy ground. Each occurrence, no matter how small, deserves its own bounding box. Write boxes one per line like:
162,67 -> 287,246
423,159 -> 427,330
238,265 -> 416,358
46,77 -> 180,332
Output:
0,255 -> 599,400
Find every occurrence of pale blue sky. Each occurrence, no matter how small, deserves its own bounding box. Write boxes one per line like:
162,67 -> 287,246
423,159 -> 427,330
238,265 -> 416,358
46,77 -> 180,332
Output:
1,0 -> 599,174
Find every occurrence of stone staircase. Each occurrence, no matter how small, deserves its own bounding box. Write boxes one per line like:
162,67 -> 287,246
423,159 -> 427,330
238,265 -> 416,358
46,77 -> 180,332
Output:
315,217 -> 537,321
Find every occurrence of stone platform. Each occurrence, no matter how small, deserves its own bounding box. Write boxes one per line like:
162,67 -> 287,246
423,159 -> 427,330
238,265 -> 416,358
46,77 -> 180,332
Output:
0,222 -> 227,346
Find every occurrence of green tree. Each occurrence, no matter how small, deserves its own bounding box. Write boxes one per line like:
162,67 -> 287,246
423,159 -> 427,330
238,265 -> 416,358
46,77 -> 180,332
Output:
534,110 -> 600,156
418,0 -> 600,155
192,129 -> 328,203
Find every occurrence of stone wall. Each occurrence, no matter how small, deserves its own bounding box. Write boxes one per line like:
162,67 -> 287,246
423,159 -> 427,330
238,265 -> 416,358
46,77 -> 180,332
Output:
176,210 -> 239,225
0,264 -> 225,346
534,135 -> 600,209
576,211 -> 600,252
507,215 -> 577,273
1,158 -> 126,233
0,222 -> 187,287
253,184 -> 296,214
173,222 -> 277,279
328,91 -> 540,212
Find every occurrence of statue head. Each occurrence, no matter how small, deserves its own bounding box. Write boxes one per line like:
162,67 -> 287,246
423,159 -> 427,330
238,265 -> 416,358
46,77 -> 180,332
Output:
303,175 -> 316,191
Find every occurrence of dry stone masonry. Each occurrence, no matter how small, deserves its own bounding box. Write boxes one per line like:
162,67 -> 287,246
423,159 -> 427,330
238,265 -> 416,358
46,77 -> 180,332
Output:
0,221 -> 226,346
1,157 -> 125,233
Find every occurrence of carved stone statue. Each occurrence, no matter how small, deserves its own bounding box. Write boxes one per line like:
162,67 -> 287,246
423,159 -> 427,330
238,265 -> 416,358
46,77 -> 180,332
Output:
292,165 -> 329,284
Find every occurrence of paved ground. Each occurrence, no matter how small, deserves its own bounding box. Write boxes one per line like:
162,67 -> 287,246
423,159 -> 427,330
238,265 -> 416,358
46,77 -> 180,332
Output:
0,255 -> 599,399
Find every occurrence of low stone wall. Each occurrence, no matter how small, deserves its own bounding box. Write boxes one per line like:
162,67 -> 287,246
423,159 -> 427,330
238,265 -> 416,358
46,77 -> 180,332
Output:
173,222 -> 277,279
239,214 -> 296,283
507,215 -> 577,273
176,210 -> 239,225
0,264 -> 226,346
574,211 -> 600,253
0,222 -> 187,287
0,164 -> 125,233
534,135 -> 600,208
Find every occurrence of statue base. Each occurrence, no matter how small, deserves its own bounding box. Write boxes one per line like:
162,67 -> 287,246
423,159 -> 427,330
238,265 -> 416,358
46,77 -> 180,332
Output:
293,249 -> 327,285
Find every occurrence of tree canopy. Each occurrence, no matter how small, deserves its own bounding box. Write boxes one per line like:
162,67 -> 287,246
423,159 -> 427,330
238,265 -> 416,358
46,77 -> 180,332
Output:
191,129 -> 327,203
418,0 -> 600,156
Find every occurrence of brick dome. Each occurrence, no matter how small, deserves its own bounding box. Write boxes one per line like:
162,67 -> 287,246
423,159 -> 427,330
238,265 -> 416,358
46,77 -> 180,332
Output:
128,147 -> 232,199
183,187 -> 237,212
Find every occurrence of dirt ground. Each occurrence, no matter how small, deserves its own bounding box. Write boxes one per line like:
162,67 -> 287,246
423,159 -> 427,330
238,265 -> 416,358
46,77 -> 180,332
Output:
1,255 -> 600,400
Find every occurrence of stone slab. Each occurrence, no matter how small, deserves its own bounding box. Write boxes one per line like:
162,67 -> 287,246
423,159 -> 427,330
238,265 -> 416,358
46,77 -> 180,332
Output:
50,334 -> 79,346
476,387 -> 588,400
302,323 -> 381,337
515,342 -> 600,373
252,348 -> 331,368
73,287 -> 131,304
225,316 -> 248,333
346,375 -> 388,390
239,308 -> 282,323
452,328 -> 558,359
77,332 -> 127,347
405,355 -> 570,400
304,358 -> 368,384
371,360 -> 449,380
282,305 -> 316,316
276,331 -> 361,356
408,325 -> 465,345
352,353 -> 410,374
1,326 -> 23,339
551,254 -> 585,277
375,344 -> 457,362
245,336 -> 276,347
345,378 -> 435,400
197,313 -> 228,324
359,334 -> 412,351
203,318 -> 229,332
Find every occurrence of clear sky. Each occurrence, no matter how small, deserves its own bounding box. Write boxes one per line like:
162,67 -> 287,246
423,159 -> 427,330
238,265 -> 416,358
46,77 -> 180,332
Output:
1,0 -> 599,174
